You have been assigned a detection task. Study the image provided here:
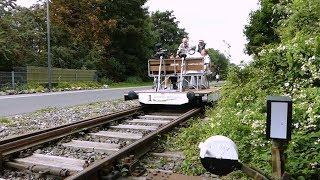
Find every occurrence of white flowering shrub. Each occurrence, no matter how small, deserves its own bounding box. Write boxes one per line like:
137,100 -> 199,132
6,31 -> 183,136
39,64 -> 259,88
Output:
287,88 -> 320,177
169,0 -> 320,178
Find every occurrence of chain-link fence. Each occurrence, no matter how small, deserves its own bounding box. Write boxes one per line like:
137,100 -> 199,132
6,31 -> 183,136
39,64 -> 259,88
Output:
0,66 -> 98,89
0,71 -> 27,89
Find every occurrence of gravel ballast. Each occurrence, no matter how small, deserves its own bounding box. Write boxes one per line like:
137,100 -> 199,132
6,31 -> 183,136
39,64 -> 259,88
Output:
0,99 -> 140,180
0,99 -> 139,140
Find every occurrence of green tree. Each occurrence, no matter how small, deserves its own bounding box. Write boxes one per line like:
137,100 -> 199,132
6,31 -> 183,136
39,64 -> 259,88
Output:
51,0 -> 153,81
100,0 -> 153,81
208,48 -> 229,79
243,0 -> 283,56
0,4 -> 47,70
0,1 -> 99,71
150,10 -> 188,55
0,0 -> 16,16
51,0 -> 114,48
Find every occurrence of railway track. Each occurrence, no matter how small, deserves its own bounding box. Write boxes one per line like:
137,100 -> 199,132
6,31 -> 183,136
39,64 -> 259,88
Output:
0,105 -> 203,179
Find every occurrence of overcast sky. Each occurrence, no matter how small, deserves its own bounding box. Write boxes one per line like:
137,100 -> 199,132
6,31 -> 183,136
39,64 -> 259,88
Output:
16,0 -> 259,64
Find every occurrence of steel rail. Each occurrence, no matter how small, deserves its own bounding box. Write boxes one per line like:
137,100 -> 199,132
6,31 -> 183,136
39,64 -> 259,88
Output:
0,106 -> 143,156
0,106 -> 140,145
66,107 -> 202,180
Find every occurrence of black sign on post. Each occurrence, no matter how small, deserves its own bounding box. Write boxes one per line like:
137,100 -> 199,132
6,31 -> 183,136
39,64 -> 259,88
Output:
266,96 -> 292,140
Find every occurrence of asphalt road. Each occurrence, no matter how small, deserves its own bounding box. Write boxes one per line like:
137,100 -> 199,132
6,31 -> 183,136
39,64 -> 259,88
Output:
0,87 -> 150,117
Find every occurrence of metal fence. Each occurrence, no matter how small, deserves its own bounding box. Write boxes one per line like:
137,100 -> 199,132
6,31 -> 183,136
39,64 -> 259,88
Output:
0,66 -> 98,89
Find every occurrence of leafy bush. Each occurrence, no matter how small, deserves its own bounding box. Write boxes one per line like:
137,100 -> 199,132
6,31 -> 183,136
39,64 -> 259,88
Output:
168,0 -> 320,178
0,83 -> 12,91
126,76 -> 142,84
1,82 -> 45,91
170,72 -> 319,179
55,81 -> 101,89
27,82 -> 45,91
99,77 -> 114,85
55,82 -> 71,89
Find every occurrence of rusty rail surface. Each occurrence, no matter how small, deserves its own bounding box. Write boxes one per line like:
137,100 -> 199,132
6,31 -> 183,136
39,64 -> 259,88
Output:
65,107 -> 202,180
0,106 -> 143,156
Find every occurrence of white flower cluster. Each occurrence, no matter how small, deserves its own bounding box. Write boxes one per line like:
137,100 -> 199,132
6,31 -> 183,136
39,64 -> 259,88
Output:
305,38 -> 315,45
310,162 -> 318,169
277,44 -> 286,51
258,49 -> 267,56
250,137 -> 266,148
294,99 -> 319,131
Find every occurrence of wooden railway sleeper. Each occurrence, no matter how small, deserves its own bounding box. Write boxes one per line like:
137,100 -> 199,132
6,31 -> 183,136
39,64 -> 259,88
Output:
5,161 -> 75,177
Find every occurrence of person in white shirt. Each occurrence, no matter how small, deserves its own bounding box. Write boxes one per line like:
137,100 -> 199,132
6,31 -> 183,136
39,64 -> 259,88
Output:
200,49 -> 212,88
176,38 -> 190,58
201,49 -> 212,74
189,49 -> 212,89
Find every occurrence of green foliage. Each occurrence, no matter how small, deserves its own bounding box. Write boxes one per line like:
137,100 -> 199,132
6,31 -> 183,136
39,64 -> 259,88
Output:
0,83 -> 12,91
99,77 -> 114,85
0,117 -> 16,127
170,74 -> 320,178
55,82 -> 71,89
207,48 -> 230,79
150,10 -> 188,55
286,88 -> 320,178
108,81 -> 152,88
0,117 -> 9,124
0,0 -> 16,16
55,81 -> 101,89
126,76 -> 142,84
26,82 -> 45,91
0,4 -> 47,70
165,0 -> 320,178
98,0 -> 154,80
0,1 -> 191,83
244,0 -> 283,56
101,57 -> 126,82
33,107 -> 57,114
0,0 -> 158,82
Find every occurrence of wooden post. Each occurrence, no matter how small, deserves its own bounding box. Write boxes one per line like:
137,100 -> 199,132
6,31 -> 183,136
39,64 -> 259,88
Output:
272,140 -> 284,179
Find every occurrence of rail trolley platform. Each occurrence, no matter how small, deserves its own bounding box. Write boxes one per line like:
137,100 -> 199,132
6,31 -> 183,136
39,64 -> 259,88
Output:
136,87 -> 220,105
125,56 -> 221,105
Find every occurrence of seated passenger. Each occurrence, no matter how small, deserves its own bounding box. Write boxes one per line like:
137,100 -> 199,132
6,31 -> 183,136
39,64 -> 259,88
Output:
196,40 -> 206,54
176,38 -> 190,58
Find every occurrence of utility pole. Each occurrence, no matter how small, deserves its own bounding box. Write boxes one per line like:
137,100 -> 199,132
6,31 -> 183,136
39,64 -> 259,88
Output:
223,40 -> 231,59
47,0 -> 52,90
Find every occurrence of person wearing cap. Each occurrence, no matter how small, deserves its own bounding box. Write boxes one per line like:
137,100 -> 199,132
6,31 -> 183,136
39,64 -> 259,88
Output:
153,43 -> 164,59
197,40 -> 206,53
